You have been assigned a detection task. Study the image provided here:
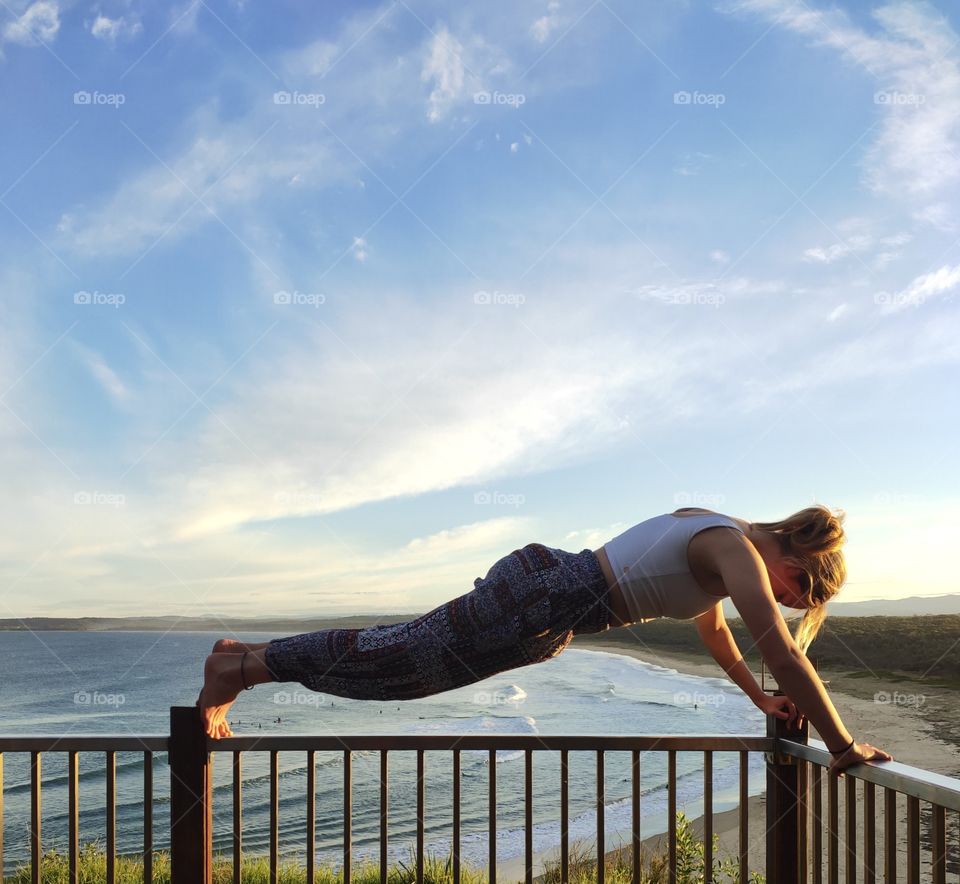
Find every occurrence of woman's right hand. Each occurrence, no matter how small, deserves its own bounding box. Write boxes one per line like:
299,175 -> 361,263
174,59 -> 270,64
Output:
829,741 -> 894,777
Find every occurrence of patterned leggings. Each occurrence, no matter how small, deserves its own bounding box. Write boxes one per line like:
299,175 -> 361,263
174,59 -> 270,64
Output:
263,543 -> 615,700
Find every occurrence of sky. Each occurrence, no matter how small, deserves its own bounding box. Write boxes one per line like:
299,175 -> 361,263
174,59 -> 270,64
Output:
0,0 -> 958,620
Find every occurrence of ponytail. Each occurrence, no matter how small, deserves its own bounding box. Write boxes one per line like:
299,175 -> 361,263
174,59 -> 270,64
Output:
750,505 -> 847,654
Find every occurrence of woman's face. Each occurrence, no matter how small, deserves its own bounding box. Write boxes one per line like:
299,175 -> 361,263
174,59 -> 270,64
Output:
767,556 -> 812,609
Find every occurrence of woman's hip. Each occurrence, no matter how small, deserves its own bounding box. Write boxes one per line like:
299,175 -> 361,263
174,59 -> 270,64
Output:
467,542 -> 613,639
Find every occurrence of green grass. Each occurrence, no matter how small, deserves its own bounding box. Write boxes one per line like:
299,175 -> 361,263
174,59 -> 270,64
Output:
3,814 -> 764,883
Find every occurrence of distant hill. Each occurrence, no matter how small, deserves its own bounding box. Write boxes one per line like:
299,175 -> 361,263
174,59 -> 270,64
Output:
0,614 -> 413,632
574,614 -> 960,678
715,593 -> 960,619
815,594 -> 960,616
1,593 -> 958,631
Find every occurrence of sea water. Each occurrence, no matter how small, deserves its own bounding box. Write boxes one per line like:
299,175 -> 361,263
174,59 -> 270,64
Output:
0,631 -> 768,875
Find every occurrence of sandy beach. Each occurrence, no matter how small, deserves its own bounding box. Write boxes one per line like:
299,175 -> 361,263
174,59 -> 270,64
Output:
496,640 -> 960,882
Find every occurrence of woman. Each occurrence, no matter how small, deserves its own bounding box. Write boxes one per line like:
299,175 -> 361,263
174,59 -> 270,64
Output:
198,504 -> 893,777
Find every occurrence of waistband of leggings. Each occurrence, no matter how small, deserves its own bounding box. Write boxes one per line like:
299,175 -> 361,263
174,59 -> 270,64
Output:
543,545 -> 607,591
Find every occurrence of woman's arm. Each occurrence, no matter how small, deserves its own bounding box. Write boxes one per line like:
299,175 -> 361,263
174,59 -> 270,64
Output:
695,606 -> 767,705
706,529 -> 854,752
698,621 -> 766,705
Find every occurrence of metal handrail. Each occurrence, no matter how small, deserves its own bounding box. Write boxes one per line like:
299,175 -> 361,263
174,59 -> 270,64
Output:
2,717 -> 960,884
779,736 -> 960,811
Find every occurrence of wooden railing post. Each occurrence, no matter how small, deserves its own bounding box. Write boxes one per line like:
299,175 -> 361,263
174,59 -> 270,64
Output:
170,706 -> 212,884
766,694 -> 809,884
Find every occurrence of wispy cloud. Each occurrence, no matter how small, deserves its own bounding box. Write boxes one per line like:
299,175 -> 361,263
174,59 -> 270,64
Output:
876,263 -> 960,314
722,0 -> 960,228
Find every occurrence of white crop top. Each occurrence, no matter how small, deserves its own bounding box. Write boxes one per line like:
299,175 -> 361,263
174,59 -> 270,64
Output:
601,512 -> 745,623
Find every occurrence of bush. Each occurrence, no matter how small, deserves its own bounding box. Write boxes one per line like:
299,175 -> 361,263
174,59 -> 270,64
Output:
4,816 -> 764,884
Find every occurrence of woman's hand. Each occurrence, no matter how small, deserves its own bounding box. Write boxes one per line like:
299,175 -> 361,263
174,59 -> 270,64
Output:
756,692 -> 805,727
829,741 -> 894,777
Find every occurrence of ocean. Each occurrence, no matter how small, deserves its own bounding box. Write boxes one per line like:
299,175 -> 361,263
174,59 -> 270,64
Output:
0,631 -> 768,876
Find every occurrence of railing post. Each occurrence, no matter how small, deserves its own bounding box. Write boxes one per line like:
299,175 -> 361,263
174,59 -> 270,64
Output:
766,693 -> 809,884
170,706 -> 212,884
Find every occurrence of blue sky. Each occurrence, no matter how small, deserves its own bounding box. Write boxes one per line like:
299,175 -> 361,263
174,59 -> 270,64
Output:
0,0 -> 958,619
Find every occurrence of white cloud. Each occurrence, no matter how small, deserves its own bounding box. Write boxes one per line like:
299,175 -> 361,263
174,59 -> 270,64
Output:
90,13 -> 143,42
803,221 -> 912,268
531,0 -> 562,43
631,275 -> 786,306
826,303 -> 847,322
421,26 -> 466,122
876,263 -> 960,315
673,150 -> 714,176
709,249 -> 730,264
73,344 -> 130,403
2,1 -> 60,47
803,234 -> 873,264
352,236 -> 368,262
56,114 -> 347,256
722,1 -> 960,228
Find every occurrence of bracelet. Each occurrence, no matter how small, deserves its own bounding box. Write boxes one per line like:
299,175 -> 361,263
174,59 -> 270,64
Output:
829,738 -> 855,755
240,651 -> 255,691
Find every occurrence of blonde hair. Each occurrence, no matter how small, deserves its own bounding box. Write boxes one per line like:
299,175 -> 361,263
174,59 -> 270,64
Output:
749,504 -> 847,655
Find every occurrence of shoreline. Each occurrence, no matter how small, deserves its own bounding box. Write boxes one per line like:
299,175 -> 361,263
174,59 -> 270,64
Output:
497,640 -> 960,882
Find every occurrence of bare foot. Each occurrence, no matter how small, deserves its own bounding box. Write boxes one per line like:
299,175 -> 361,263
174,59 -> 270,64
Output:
212,638 -> 271,654
198,653 -> 243,739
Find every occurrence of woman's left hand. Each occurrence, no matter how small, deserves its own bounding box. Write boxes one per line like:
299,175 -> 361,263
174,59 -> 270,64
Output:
756,693 -> 804,728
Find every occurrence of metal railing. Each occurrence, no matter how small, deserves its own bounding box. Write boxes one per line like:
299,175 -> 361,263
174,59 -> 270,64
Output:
1,707 -> 958,883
